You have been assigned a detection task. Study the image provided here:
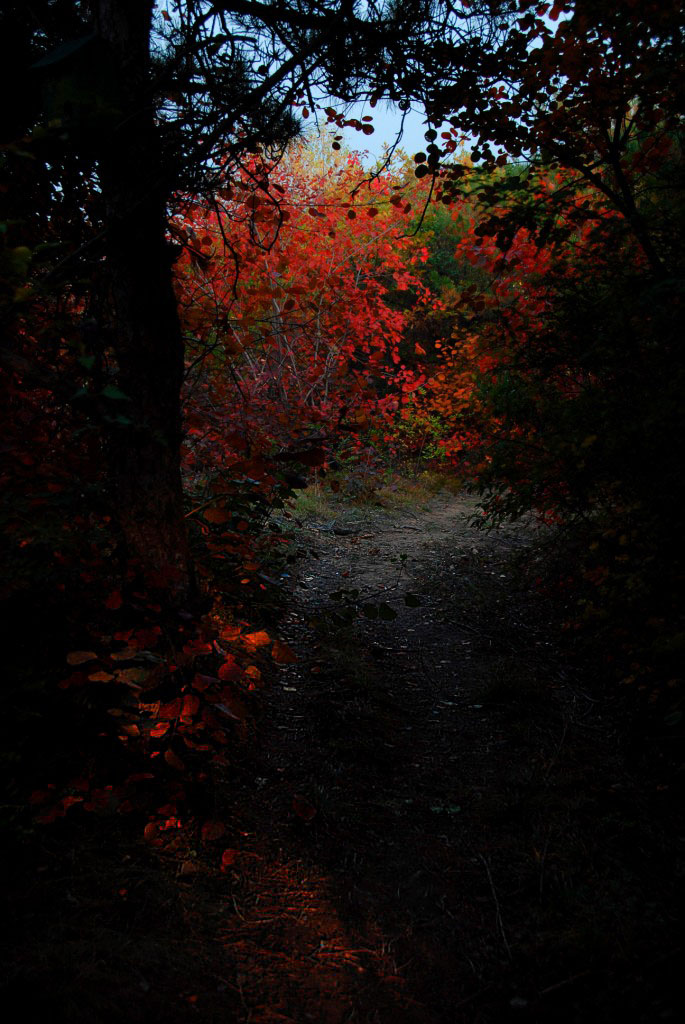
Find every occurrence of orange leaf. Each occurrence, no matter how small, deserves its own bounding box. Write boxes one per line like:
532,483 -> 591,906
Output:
220,624 -> 242,643
164,749 -> 186,772
88,670 -> 114,683
66,650 -> 97,666
244,629 -> 270,648
116,667 -> 148,687
59,672 -> 88,689
272,639 -> 297,664
110,647 -> 137,661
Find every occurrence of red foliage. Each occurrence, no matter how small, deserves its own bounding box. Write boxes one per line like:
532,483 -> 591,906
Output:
175,152 -> 432,474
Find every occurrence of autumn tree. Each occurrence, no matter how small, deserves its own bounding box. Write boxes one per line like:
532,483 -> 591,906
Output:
5,0 -> 501,603
404,1 -> 685,687
4,0 -> 683,608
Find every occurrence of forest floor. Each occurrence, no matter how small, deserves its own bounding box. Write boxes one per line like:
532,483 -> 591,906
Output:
207,484 -> 682,1023
5,483 -> 682,1023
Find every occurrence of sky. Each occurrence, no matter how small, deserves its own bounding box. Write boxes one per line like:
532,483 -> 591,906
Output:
305,99 -> 448,166
342,101 -> 439,163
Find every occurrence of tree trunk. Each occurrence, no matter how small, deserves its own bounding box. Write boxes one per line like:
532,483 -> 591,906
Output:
94,0 -> 195,602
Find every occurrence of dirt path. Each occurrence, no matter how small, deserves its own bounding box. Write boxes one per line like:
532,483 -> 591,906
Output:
216,493 -> 680,1023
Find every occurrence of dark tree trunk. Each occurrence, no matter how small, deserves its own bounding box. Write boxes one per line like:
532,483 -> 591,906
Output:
94,0 -> 195,601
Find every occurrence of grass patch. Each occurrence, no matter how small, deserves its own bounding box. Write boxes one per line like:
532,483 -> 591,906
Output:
290,467 -> 462,522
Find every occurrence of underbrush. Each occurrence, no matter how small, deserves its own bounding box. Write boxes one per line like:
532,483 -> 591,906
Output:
291,466 -> 462,521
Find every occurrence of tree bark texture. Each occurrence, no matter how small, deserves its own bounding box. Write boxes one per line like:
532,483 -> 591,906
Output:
94,0 -> 195,601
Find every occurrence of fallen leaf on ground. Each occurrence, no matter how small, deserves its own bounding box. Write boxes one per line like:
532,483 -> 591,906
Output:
292,795 -> 317,822
272,639 -> 297,664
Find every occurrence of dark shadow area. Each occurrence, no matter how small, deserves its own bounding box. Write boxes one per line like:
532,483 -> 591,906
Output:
224,495 -> 683,1022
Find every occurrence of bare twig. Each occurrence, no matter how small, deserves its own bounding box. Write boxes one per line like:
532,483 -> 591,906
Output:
477,853 -> 512,960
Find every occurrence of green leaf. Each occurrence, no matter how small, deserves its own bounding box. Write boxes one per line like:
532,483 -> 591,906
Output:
101,384 -> 130,401
378,602 -> 397,621
404,592 -> 421,607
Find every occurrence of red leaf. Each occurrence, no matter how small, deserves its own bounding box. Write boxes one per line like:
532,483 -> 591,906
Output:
88,670 -> 115,683
200,820 -> 225,842
192,673 -> 217,692
104,590 -> 123,610
221,849 -> 238,871
218,657 -> 242,681
292,795 -> 317,822
204,505 -> 231,524
180,694 -> 200,721
158,698 -> 183,719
